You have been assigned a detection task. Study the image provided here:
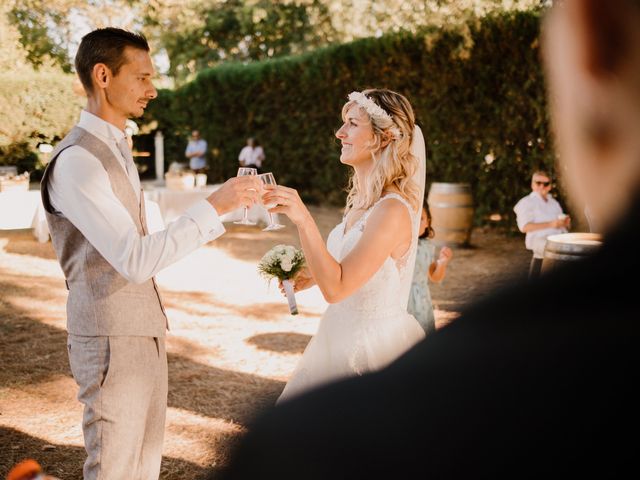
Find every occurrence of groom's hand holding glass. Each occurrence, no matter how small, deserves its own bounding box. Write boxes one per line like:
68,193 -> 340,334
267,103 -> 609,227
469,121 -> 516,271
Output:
205,175 -> 261,215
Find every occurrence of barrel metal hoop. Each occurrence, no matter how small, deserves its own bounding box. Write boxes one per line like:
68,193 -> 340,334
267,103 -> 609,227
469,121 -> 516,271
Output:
543,251 -> 591,261
430,183 -> 472,194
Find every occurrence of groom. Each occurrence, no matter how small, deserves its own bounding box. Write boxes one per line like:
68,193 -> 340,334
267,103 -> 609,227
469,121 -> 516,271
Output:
40,28 -> 260,479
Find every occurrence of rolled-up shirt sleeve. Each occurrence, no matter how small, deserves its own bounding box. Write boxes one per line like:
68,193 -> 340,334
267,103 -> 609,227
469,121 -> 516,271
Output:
49,146 -> 225,284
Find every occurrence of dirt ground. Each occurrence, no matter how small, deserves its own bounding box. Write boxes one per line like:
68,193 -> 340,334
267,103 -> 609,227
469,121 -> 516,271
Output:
0,205 -> 530,479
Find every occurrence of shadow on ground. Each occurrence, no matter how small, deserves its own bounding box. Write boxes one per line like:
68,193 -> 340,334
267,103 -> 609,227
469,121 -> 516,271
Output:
0,426 -> 206,480
1,230 -> 57,260
162,290 -> 321,321
0,281 -> 284,424
245,332 -> 311,354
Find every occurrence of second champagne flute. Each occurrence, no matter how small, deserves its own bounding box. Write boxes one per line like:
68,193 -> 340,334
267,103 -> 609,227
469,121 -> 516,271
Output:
234,167 -> 258,225
259,172 -> 285,231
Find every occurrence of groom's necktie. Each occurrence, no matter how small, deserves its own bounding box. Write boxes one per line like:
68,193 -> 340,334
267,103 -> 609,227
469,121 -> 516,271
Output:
116,136 -> 141,202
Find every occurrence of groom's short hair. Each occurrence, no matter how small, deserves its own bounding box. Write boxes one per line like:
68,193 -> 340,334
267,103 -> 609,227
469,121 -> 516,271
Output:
75,27 -> 150,95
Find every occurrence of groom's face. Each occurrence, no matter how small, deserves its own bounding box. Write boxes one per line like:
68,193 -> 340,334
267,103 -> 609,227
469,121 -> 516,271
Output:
106,46 -> 158,120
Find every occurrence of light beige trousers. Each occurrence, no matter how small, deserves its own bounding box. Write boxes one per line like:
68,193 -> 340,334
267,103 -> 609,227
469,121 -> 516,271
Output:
67,335 -> 168,480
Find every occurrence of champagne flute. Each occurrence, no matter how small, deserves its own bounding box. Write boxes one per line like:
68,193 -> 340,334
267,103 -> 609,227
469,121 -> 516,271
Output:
234,167 -> 258,225
259,172 -> 285,231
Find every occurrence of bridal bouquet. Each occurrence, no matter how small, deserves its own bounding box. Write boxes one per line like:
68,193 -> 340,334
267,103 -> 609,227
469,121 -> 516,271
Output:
258,244 -> 305,315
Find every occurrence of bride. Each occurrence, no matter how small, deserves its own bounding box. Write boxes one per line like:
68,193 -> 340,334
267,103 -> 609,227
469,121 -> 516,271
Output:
264,88 -> 427,403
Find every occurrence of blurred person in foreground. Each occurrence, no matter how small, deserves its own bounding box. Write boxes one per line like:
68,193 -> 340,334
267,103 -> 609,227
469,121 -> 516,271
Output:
213,1 -> 640,477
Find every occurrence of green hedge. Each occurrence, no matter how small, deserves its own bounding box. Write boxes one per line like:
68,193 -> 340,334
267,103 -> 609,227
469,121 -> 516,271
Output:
0,70 -> 83,179
143,9 -> 559,227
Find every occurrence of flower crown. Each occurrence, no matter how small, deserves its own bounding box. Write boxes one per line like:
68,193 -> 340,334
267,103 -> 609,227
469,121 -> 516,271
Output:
348,91 -> 402,139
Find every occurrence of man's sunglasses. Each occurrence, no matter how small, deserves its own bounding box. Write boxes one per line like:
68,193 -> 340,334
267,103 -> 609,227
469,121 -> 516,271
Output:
535,180 -> 551,187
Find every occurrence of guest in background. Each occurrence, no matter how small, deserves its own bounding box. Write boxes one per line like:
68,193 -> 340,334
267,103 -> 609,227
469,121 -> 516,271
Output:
185,129 -> 208,174
408,198 -> 452,335
238,137 -> 265,173
513,170 -> 570,278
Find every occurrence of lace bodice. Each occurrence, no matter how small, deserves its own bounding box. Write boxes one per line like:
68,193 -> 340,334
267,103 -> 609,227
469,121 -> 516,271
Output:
325,193 -> 418,317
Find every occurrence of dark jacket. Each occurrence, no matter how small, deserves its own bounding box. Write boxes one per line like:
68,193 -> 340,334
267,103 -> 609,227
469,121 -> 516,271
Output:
215,196 -> 640,479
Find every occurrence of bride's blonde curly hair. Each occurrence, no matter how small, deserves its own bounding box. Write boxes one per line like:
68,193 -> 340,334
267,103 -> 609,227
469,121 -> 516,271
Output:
342,88 -> 421,216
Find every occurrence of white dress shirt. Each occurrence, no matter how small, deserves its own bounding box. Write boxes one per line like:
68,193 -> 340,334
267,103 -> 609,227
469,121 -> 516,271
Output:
49,110 -> 225,284
513,191 -> 567,258
238,145 -> 265,168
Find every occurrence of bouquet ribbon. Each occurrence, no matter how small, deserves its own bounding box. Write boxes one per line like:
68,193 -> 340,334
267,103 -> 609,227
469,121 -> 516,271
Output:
282,279 -> 298,315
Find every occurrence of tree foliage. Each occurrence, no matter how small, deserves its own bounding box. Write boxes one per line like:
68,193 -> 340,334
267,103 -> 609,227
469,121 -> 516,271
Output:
141,10 -> 558,227
6,0 -> 142,73
1,1 -> 555,220
9,2 -> 73,71
0,1 -> 83,176
143,0 -> 337,82
0,69 -> 83,176
145,0 -> 547,83
5,0 -> 547,82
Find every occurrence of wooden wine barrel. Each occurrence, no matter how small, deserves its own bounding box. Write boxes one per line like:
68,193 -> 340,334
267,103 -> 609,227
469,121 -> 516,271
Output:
541,232 -> 603,274
427,182 -> 474,246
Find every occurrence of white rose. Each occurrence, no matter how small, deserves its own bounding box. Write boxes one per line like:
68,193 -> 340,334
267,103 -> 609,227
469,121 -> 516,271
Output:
283,253 -> 294,264
280,258 -> 293,272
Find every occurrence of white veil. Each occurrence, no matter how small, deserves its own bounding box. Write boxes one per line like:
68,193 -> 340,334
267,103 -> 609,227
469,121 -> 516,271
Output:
399,124 -> 427,309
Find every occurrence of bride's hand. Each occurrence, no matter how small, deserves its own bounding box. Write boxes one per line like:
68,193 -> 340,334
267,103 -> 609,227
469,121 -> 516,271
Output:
279,267 -> 315,293
262,185 -> 313,228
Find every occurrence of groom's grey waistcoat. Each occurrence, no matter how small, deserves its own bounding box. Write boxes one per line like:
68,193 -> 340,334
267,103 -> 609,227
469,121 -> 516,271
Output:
41,126 -> 168,337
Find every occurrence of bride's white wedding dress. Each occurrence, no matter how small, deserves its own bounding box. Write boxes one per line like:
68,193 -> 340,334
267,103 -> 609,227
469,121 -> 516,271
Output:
277,193 -> 426,403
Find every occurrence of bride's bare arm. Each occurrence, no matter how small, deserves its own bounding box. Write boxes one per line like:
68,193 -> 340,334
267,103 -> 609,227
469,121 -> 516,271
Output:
266,186 -> 412,303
